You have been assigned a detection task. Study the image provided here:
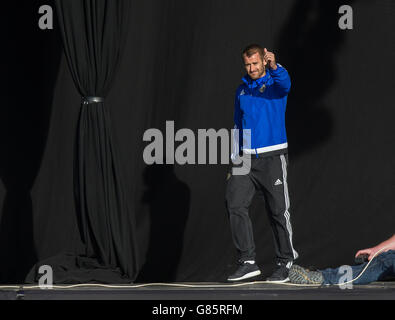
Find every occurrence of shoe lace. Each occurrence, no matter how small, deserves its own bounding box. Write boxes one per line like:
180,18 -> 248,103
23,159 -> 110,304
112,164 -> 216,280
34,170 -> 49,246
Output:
237,261 -> 255,271
272,264 -> 288,276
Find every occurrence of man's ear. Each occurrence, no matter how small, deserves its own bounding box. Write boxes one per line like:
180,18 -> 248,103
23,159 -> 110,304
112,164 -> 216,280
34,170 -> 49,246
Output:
262,58 -> 267,66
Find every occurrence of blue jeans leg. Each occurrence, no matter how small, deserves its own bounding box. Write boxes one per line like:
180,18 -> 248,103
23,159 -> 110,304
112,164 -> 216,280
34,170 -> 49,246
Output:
320,251 -> 395,285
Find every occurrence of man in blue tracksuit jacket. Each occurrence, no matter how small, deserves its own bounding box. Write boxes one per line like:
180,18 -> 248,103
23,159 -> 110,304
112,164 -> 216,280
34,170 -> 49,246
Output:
226,44 -> 298,282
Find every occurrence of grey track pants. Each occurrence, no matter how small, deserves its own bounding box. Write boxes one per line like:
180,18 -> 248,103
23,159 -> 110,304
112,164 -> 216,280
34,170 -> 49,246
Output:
225,153 -> 298,264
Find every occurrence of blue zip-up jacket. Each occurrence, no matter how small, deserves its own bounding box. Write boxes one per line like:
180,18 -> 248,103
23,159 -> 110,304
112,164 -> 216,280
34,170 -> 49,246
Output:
234,63 -> 291,157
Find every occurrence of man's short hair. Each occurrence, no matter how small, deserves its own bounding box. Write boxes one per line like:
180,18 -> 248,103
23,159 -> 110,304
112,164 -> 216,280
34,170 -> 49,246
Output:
242,44 -> 265,61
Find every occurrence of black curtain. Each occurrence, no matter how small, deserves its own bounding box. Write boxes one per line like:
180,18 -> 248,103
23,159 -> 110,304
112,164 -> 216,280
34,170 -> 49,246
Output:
26,0 -> 138,283
3,0 -> 394,284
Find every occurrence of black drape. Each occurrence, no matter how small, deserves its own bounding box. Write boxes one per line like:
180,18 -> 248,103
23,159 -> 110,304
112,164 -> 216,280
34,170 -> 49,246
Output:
5,0 -> 394,284
26,0 -> 138,283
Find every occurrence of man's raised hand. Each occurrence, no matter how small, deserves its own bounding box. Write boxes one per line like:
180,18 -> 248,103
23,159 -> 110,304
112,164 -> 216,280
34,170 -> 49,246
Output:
263,48 -> 277,70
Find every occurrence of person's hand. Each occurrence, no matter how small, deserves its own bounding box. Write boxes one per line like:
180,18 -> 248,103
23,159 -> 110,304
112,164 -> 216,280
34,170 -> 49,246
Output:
263,48 -> 277,70
355,247 -> 378,261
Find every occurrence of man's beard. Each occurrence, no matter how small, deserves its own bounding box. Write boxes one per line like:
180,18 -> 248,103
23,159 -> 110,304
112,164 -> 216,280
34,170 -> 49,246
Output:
250,66 -> 265,79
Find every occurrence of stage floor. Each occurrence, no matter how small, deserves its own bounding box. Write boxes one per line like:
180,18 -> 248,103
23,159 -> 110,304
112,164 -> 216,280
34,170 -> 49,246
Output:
0,281 -> 394,300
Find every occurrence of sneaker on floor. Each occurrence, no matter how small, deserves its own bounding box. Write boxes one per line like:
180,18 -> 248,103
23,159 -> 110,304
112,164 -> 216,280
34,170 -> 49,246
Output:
227,261 -> 261,282
289,264 -> 324,285
266,262 -> 291,283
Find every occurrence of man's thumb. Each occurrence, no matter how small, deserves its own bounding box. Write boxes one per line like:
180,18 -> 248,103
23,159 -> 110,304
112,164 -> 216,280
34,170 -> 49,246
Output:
263,48 -> 268,53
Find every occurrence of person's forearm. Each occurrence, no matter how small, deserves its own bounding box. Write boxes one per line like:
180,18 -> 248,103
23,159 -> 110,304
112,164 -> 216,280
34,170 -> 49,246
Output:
268,66 -> 291,94
374,234 -> 395,251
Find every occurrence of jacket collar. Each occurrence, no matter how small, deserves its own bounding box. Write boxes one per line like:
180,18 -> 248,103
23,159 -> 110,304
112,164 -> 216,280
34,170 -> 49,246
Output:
242,71 -> 270,88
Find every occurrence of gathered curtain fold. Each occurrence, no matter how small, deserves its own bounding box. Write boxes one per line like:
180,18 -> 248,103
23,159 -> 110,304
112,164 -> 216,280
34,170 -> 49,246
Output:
53,0 -> 138,281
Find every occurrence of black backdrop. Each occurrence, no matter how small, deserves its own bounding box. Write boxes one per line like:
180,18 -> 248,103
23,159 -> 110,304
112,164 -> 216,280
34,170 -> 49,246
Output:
1,0 -> 394,283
